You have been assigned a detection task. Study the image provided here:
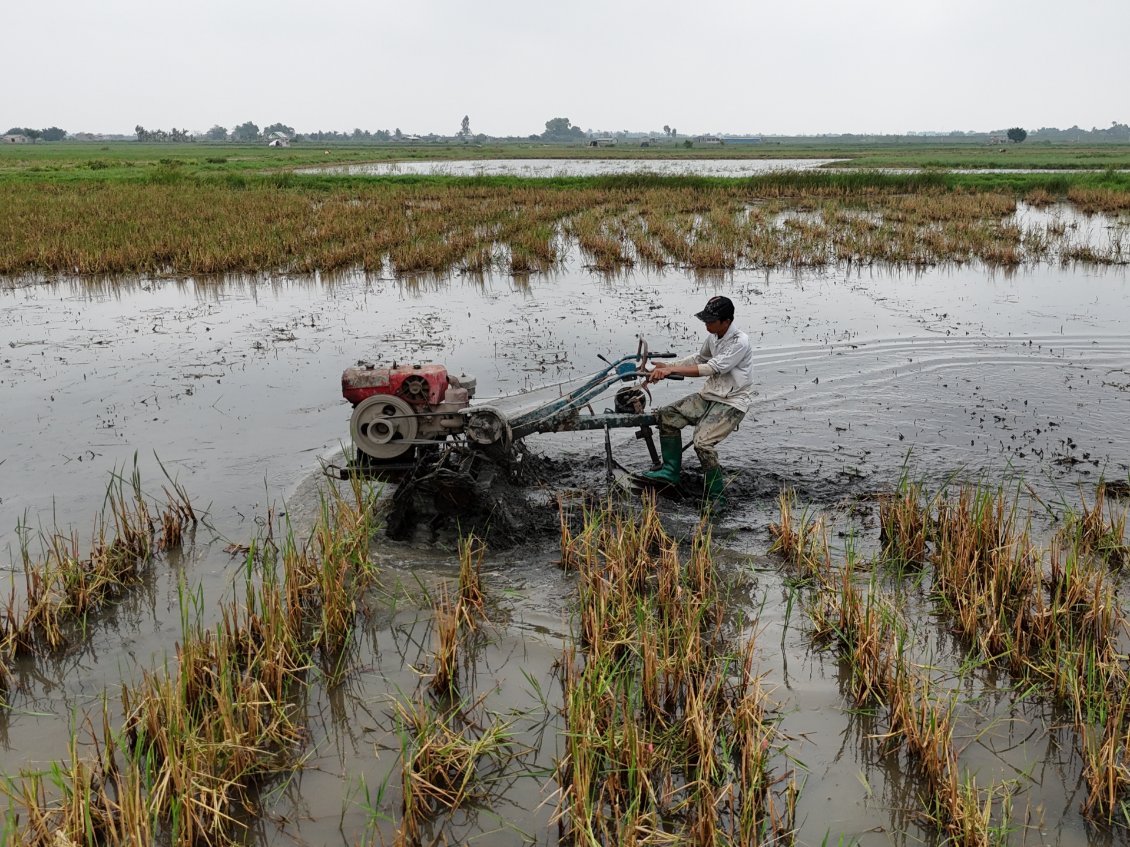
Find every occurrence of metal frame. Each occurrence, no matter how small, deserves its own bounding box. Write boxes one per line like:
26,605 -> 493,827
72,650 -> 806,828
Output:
507,339 -> 676,439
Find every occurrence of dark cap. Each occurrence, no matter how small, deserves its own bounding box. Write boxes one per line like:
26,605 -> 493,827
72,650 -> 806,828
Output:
694,295 -> 734,322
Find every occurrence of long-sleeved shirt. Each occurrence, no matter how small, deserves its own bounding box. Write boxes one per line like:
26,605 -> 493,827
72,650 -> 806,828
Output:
674,325 -> 755,413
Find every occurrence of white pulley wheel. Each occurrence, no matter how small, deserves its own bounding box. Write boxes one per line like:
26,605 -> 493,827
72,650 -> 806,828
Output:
350,395 -> 418,460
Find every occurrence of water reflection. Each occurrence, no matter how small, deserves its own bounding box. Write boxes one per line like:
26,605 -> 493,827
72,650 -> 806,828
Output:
298,158 -> 843,178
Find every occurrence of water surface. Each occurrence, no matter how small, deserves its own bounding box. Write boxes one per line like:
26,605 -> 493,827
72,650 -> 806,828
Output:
298,157 -> 843,177
1,256 -> 1128,845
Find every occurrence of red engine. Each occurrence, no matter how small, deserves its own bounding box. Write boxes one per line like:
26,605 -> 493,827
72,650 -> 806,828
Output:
342,363 -> 452,408
342,362 -> 477,461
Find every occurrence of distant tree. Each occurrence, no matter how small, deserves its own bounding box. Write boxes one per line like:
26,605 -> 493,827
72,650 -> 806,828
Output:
394,127 -> 403,139
1006,127 -> 1027,143
231,121 -> 261,142
542,117 -> 585,140
460,115 -> 471,140
264,122 -> 295,139
40,126 -> 67,141
205,125 -> 228,141
671,127 -> 677,138
663,124 -> 671,137
7,126 -> 43,139
134,125 -> 194,142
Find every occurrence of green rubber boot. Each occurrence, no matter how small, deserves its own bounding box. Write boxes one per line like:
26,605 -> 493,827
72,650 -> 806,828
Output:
703,466 -> 727,512
636,435 -> 682,486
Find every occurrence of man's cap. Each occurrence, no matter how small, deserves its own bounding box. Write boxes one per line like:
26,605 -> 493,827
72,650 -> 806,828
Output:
694,295 -> 735,322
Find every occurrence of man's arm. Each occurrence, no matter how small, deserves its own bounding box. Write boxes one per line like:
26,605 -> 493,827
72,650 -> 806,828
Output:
649,339 -> 712,383
646,361 -> 713,383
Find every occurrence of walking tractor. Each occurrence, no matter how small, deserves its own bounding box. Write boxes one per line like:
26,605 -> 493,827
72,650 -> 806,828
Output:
334,340 -> 682,488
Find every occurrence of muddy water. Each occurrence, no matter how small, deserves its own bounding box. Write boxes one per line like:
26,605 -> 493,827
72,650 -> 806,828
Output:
297,157 -> 843,177
1,250 -> 1129,844
297,159 -> 1130,178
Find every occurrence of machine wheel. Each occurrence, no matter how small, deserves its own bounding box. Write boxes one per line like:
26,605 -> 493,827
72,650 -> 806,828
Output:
350,395 -> 419,460
615,386 -> 648,414
465,406 -> 512,450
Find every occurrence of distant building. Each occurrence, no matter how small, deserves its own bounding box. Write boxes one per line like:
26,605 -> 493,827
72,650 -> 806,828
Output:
696,135 -> 723,146
589,137 -> 617,147
2,134 -> 30,144
267,132 -> 291,147
726,136 -> 763,145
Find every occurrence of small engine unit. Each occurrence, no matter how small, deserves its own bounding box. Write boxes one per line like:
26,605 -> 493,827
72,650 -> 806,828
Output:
342,362 -> 477,461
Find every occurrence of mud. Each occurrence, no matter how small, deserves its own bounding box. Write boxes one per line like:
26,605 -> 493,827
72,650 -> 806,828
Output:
1,221 -> 1129,845
383,444 -> 566,547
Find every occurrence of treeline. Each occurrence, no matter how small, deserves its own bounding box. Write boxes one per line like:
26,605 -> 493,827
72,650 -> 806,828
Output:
782,123 -> 1130,144
5,126 -> 67,141
1028,123 -> 1130,142
134,122 -> 297,143
134,122 -> 413,143
133,126 -> 193,142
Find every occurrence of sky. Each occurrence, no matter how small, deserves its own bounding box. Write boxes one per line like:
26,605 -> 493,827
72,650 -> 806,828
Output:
7,0 -> 1128,137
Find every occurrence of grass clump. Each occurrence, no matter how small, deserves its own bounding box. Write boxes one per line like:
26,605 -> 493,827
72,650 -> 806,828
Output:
768,488 -> 831,584
3,707 -> 155,845
878,477 -> 931,569
5,473 -> 381,846
277,473 -> 380,677
803,479 -> 1130,823
120,579 -> 308,843
555,494 -> 794,845
773,490 -> 1018,844
1059,483 -> 1129,567
4,465 -> 197,658
394,693 -> 517,844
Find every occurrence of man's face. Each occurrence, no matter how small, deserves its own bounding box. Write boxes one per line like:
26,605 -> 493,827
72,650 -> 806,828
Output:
704,317 -> 729,337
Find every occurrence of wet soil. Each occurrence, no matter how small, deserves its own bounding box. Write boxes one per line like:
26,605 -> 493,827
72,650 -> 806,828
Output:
1,230 -> 1129,844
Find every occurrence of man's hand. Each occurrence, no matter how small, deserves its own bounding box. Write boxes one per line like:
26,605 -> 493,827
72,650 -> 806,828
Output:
647,364 -> 672,384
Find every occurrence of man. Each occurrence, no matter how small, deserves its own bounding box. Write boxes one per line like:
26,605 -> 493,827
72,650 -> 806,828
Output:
637,295 -> 754,508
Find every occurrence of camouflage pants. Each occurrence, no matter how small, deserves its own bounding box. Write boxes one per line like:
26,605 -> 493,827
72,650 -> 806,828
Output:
656,394 -> 746,471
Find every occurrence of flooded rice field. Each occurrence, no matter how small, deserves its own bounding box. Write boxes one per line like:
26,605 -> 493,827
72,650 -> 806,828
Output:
298,157 -> 843,177
296,158 -> 1130,178
1,244 -> 1129,844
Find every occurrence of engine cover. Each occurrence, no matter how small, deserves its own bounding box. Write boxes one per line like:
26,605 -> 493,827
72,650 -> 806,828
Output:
342,363 -> 450,407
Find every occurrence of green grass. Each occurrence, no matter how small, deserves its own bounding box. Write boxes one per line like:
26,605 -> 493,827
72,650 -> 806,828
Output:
3,140 -> 1130,185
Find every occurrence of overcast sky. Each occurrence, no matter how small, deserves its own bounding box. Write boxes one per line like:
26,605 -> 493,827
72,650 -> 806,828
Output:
8,0 -> 1128,137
